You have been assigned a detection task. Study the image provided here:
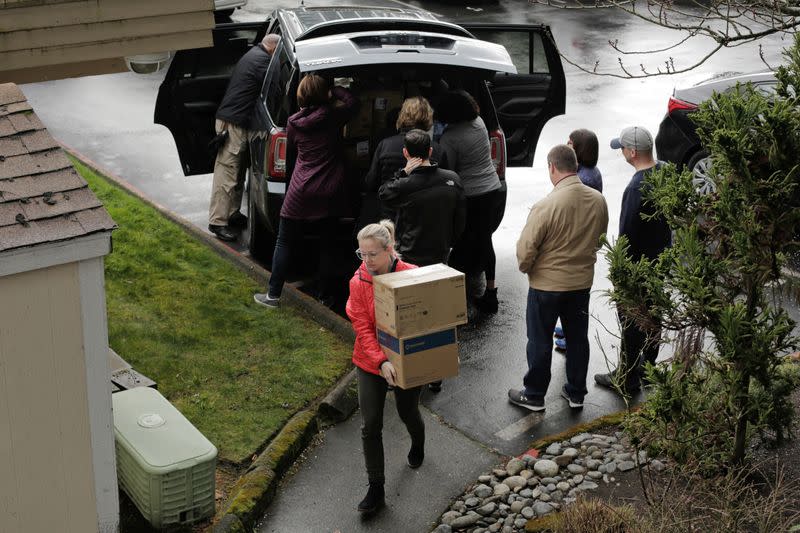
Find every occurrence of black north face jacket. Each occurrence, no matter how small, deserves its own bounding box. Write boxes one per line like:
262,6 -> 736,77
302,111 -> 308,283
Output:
378,164 -> 466,266
216,44 -> 271,129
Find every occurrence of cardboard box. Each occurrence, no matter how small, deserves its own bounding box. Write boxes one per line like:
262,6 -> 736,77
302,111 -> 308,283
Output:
344,87 -> 405,139
378,327 -> 459,389
374,263 -> 467,338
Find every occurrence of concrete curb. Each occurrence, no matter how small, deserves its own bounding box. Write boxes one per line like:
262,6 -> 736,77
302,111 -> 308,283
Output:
62,147 -> 361,531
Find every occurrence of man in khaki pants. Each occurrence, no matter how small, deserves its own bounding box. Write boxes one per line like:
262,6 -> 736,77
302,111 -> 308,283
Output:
209,33 -> 279,241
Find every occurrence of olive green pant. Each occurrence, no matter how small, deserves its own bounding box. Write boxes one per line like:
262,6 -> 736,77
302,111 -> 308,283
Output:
357,368 -> 425,484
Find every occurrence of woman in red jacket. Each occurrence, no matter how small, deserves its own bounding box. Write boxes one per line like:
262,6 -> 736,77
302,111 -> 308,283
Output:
345,220 -> 423,514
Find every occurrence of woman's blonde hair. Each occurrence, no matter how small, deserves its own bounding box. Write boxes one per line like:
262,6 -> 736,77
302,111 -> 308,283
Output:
396,97 -> 434,131
357,219 -> 397,254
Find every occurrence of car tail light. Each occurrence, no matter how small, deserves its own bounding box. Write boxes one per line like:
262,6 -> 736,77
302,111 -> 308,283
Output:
267,131 -> 287,179
490,129 -> 506,179
667,96 -> 698,115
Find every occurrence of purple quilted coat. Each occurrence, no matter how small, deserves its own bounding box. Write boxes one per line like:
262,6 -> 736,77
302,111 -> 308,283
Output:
280,86 -> 359,220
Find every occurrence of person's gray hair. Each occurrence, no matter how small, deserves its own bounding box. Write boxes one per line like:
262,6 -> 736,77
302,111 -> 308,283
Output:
357,219 -> 399,256
262,34 -> 280,52
547,144 -> 578,173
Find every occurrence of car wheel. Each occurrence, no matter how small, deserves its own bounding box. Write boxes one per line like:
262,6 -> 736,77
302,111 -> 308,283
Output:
246,172 -> 275,263
688,150 -> 715,195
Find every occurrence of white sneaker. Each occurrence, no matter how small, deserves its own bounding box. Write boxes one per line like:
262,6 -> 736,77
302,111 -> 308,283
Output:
254,293 -> 280,308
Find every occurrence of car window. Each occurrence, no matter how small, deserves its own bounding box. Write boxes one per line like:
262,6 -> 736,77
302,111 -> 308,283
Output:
464,29 -> 550,75
264,45 -> 293,127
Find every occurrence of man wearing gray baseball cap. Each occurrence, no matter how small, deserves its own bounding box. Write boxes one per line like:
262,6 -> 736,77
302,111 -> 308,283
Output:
595,125 -> 671,394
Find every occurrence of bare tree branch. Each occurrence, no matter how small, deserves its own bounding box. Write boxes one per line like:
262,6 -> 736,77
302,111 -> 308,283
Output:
530,0 -> 799,77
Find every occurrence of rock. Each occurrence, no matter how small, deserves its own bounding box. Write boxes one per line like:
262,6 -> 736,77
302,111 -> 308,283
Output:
477,502 -> 497,516
562,447 -> 579,458
546,483 -> 557,492
493,484 -> 510,496
478,475 -> 492,483
570,433 -> 592,445
533,459 -> 559,477
441,511 -> 462,525
605,462 -> 617,474
503,476 -> 527,490
615,452 -> 632,462
450,512 -> 481,529
539,492 -> 552,502
554,454 -> 573,467
465,497 -> 480,508
586,459 -> 603,470
502,526 -> 513,533
533,501 -> 555,516
488,523 -> 502,533
510,501 -> 524,513
618,461 -> 636,472
519,488 -> 533,498
567,464 -> 586,475
493,469 -> 508,478
650,459 -> 666,472
587,471 -> 603,479
519,469 -> 533,480
545,442 -> 561,455
637,450 -> 648,464
591,450 -> 605,459
506,458 -> 525,476
521,454 -> 537,465
531,488 -> 542,499
550,490 -> 563,502
522,506 -> 535,519
433,525 -> 452,533
474,484 -> 493,499
573,475 -> 584,484
540,477 -> 557,485
556,481 -> 570,492
514,518 -> 528,528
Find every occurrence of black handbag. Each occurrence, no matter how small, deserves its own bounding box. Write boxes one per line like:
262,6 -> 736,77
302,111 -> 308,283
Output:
208,129 -> 229,154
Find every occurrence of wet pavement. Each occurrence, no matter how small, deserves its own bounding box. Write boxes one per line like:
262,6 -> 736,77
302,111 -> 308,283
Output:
17,0 -> 799,529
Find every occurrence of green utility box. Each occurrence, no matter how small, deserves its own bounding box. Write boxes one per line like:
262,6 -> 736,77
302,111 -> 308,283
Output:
113,387 -> 217,529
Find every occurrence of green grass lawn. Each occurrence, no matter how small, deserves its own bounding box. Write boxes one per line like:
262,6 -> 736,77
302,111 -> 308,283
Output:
73,158 -> 353,464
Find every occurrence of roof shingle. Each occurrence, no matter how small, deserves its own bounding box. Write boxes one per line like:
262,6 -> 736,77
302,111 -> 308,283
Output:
0,83 -> 116,253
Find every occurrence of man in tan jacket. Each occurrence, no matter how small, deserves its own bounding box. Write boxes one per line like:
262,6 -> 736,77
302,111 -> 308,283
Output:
508,144 -> 608,411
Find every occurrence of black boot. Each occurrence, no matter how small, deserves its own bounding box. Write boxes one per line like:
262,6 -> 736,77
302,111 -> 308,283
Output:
357,482 -> 385,513
407,445 -> 424,469
475,287 -> 499,313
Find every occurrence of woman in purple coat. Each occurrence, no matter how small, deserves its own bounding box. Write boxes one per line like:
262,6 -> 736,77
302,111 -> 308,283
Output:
254,74 -> 358,308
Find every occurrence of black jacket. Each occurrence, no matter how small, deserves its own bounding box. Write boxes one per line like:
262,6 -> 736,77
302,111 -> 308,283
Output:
216,44 -> 272,128
378,164 -> 466,266
619,163 -> 671,260
364,131 -> 447,192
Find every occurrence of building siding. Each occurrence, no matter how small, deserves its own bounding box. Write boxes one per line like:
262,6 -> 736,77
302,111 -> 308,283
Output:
0,0 -> 214,83
0,261 -> 98,532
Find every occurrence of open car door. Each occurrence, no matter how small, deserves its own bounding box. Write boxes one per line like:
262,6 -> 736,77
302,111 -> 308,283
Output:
155,21 -> 269,176
459,24 -> 566,167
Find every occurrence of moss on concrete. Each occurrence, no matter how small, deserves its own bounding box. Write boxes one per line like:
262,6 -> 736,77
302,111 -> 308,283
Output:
250,410 -> 317,476
528,410 -> 631,453
222,466 -> 277,526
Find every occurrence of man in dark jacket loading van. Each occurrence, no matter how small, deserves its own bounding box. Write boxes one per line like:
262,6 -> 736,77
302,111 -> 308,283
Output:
209,33 -> 279,241
378,129 -> 466,268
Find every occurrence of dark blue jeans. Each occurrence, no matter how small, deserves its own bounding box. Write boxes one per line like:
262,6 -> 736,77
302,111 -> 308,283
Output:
524,287 -> 591,401
268,216 -> 336,298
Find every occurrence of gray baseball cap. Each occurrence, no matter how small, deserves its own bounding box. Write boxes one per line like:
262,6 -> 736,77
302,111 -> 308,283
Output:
610,126 -> 653,150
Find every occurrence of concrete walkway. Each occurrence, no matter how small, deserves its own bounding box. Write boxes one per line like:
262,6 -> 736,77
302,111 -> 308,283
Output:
257,397 -> 500,533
